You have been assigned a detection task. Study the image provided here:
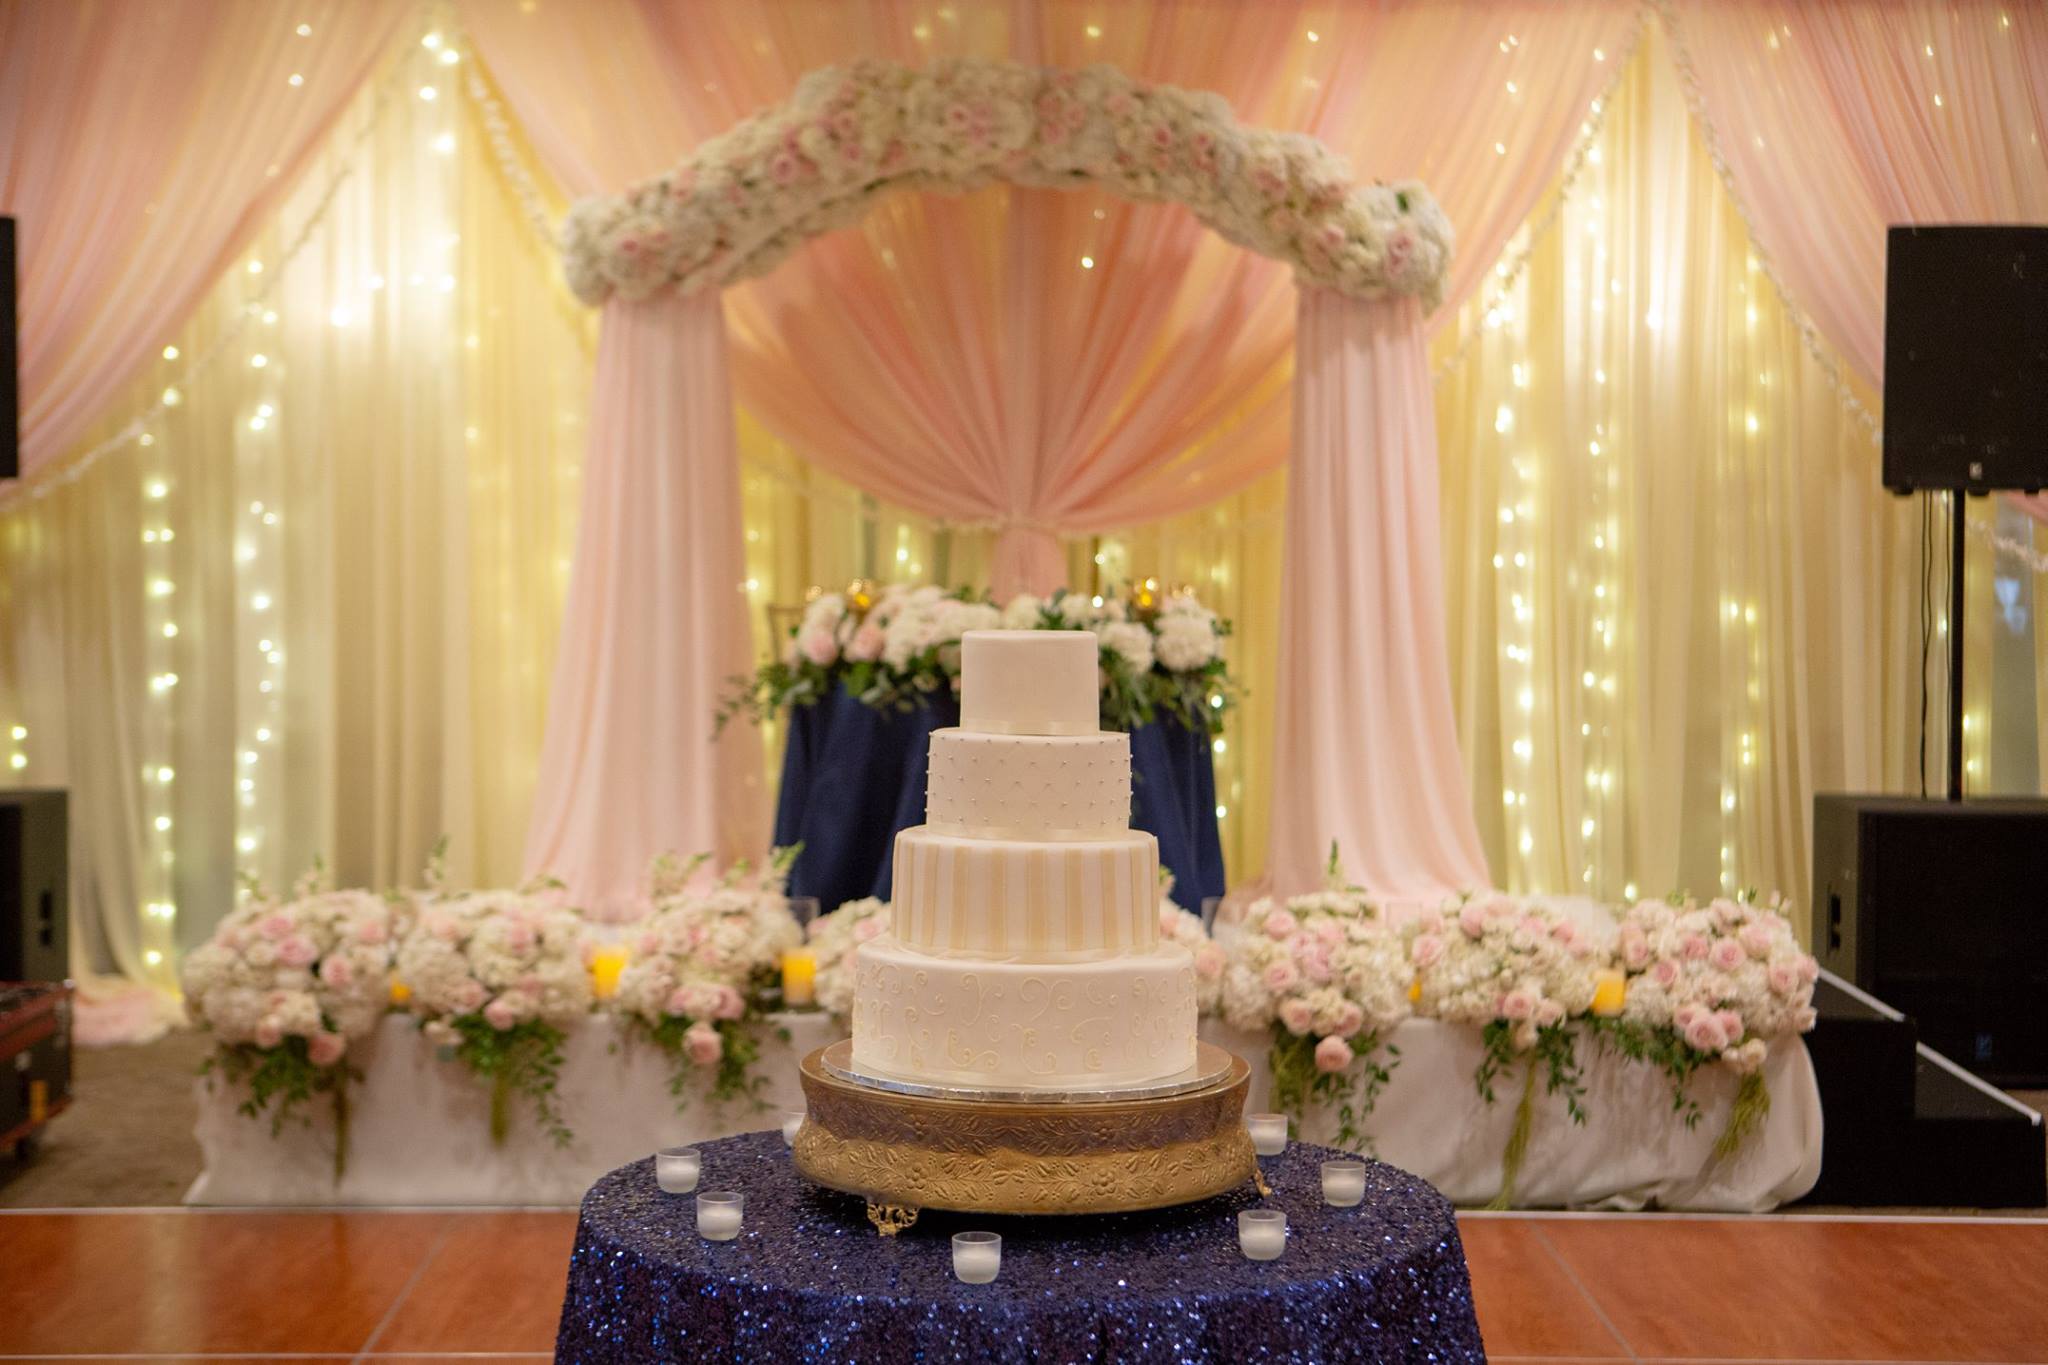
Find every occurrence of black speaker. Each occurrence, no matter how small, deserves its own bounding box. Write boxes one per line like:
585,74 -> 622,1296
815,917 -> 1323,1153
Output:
0,790 -> 68,984
1812,794 -> 2048,1085
1882,224 -> 2048,493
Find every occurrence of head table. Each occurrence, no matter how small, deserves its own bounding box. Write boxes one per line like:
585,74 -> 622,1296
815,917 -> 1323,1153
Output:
554,1131 -> 1484,1364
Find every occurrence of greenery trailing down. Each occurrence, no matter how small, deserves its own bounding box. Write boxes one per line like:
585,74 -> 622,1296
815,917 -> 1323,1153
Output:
1584,1016 -> 1709,1131
201,1039 -> 357,1181
1714,1069 -> 1772,1160
440,1014 -> 571,1149
1267,1027 -> 1400,1153
1475,1020 -> 1588,1126
641,1016 -> 786,1114
1486,1057 -> 1541,1212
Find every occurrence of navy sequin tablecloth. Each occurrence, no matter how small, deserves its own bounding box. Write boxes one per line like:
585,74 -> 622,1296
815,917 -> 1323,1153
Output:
554,1130 -> 1485,1364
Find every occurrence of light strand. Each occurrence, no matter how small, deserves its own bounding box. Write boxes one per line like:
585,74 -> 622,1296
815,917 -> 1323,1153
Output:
0,18 -> 426,513
453,19 -> 563,256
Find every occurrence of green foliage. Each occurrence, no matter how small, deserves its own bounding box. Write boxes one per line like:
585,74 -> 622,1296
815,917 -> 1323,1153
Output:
641,1016 -> 773,1114
1714,1069 -> 1771,1159
1585,1016 -> 1708,1130
441,1014 -> 572,1148
202,1038 -> 355,1181
1267,1027 -> 1400,1153
1475,1021 -> 1586,1125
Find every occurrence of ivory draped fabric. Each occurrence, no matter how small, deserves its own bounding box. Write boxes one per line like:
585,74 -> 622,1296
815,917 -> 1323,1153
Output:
522,291 -> 767,914
1269,292 -> 1491,898
0,0 -> 406,476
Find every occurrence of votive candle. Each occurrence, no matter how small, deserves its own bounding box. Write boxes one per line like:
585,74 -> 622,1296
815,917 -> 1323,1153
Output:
952,1230 -> 1001,1283
1247,1112 -> 1288,1156
781,1110 -> 804,1146
781,948 -> 818,1007
696,1190 -> 743,1241
1321,1159 -> 1368,1207
589,944 -> 629,1002
654,1145 -> 700,1194
1238,1208 -> 1287,1260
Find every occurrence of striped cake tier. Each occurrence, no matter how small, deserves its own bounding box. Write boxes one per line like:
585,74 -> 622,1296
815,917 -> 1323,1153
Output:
890,826 -> 1159,958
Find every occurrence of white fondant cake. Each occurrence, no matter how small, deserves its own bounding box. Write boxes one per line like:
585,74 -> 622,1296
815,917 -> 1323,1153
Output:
851,629 -> 1198,1091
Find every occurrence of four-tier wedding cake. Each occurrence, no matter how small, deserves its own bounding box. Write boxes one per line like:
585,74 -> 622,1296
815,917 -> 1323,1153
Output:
849,630 -> 1199,1092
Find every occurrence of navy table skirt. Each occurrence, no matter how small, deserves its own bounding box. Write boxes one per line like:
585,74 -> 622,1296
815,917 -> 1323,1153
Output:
772,683 -> 1226,913
554,1130 -> 1486,1363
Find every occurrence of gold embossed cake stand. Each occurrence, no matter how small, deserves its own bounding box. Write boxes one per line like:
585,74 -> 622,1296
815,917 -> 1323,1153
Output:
793,1041 -> 1261,1234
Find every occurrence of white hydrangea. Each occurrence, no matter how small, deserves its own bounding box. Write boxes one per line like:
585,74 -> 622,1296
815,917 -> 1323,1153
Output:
1096,620 -> 1155,675
807,896 -> 891,1020
395,891 -> 593,1040
1154,613 -> 1219,671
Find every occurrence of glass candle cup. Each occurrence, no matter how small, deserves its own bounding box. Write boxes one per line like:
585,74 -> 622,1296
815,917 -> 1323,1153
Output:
654,1145 -> 700,1194
1321,1159 -> 1368,1207
696,1190 -> 744,1241
781,1110 -> 804,1147
1246,1112 -> 1288,1156
1238,1208 -> 1287,1260
952,1230 -> 1002,1284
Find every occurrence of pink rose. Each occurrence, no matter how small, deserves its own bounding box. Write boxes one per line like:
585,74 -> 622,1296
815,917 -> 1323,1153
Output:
1681,933 -> 1711,961
254,1018 -> 283,1049
1411,933 -> 1445,968
1314,1035 -> 1354,1073
1651,959 -> 1680,987
1262,909 -> 1298,939
1194,944 -> 1225,980
354,920 -> 387,946
428,914 -> 460,942
672,983 -> 722,1019
1710,940 -> 1745,972
260,913 -> 294,941
1501,989 -> 1537,1021
319,955 -> 354,989
1313,918 -> 1344,946
1333,1002 -> 1366,1038
1675,1002 -> 1704,1030
1767,962 -> 1800,995
1301,951 -> 1333,985
501,922 -> 536,957
683,1021 -> 724,1067
1262,960 -> 1300,993
307,1031 -> 346,1067
1535,998 -> 1565,1027
1619,926 -> 1650,970
1683,1015 -> 1727,1053
483,996 -> 519,1031
1278,998 -> 1315,1035
1458,903 -> 1487,938
1158,906 -> 1180,937
1519,915 -> 1549,940
277,935 -> 318,969
1739,923 -> 1777,958
453,979 -> 487,1013
845,623 -> 885,662
1716,1009 -> 1744,1041
854,916 -> 885,942
799,625 -> 838,667
714,986 -> 746,1021
1797,956 -> 1819,983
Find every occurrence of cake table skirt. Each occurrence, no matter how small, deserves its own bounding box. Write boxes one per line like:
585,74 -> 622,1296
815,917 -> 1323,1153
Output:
554,1131 -> 1485,1364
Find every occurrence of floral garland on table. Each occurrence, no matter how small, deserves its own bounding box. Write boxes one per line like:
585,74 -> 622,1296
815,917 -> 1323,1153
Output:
562,57 -> 1452,312
180,864 -> 404,1180
394,878 -> 594,1149
719,581 -> 1236,736
612,850 -> 804,1113
1221,867 -> 1821,1203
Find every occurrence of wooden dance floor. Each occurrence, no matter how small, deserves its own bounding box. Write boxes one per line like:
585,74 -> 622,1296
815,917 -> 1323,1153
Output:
0,1209 -> 2043,1361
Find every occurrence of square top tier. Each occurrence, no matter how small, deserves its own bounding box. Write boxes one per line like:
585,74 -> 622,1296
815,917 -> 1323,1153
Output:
959,629 -> 1100,736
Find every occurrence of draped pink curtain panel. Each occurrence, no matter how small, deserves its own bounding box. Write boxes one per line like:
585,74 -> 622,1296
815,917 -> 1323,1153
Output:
521,291 -> 767,915
1267,291 -> 1491,899
0,0 -> 406,477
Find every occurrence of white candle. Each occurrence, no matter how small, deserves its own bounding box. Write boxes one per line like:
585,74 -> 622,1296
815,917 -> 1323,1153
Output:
654,1146 -> 700,1194
781,1110 -> 804,1147
952,1230 -> 1001,1284
1321,1159 -> 1368,1207
1238,1208 -> 1286,1261
696,1190 -> 743,1241
1246,1112 -> 1288,1156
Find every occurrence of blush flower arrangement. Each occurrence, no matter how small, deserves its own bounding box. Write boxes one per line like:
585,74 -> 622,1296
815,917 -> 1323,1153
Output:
612,850 -> 804,1111
805,895 -> 892,1020
562,58 -> 1452,313
717,580 -> 1236,736
180,863 -> 405,1179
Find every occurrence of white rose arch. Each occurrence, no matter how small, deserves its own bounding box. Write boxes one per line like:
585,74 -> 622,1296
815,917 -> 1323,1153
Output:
529,58 -> 1491,914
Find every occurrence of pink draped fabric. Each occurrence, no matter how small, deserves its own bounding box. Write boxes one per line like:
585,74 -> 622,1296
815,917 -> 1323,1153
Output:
1673,0 -> 2048,390
522,291 -> 766,913
1267,291 -> 1490,898
0,0 -> 405,477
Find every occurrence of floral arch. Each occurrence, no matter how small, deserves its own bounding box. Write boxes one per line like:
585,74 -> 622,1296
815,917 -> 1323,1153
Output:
530,57 -> 1485,921
559,58 -> 1452,311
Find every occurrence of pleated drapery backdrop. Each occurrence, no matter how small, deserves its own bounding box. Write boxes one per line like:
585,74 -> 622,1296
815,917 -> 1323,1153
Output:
2,4 -> 2046,1000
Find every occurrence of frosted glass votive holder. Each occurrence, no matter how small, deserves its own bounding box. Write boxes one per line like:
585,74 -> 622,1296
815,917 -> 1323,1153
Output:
1246,1112 -> 1288,1156
696,1190 -> 744,1241
1322,1159 -> 1368,1207
654,1145 -> 700,1194
952,1230 -> 1001,1284
781,1110 -> 805,1147
1238,1208 -> 1287,1261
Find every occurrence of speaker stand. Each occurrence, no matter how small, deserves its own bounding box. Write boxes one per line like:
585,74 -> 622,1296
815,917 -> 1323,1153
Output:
1946,488 -> 1965,802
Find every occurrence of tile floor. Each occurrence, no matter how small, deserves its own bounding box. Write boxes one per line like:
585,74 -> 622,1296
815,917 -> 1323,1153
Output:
0,1209 -> 2044,1362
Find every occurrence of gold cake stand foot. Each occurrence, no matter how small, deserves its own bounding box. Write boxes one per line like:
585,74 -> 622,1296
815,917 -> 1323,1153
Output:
794,1042 -> 1258,1218
1254,1168 -> 1272,1198
866,1201 -> 920,1236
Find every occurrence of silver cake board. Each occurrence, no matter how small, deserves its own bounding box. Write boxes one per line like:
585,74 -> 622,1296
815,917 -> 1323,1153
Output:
817,1038 -> 1237,1106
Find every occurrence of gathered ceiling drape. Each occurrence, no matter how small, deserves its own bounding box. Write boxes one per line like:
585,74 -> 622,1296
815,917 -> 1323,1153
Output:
0,0 -> 406,477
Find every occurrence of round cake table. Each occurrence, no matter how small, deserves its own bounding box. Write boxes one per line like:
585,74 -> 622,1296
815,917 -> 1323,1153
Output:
554,1130 -> 1485,1363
